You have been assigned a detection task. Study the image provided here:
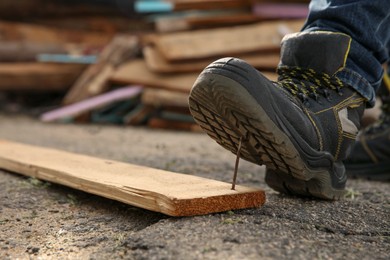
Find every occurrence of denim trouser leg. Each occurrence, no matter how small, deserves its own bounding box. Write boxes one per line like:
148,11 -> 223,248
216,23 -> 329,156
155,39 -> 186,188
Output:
302,0 -> 390,107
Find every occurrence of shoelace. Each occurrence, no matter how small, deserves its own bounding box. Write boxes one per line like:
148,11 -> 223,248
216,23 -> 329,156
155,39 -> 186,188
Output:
276,66 -> 345,105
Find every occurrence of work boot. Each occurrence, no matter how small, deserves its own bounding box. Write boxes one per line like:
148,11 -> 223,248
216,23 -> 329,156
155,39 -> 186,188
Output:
344,78 -> 390,181
189,31 -> 366,199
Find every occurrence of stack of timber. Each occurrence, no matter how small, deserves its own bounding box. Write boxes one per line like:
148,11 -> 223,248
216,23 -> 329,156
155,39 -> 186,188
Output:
1,0 -> 309,130
0,0 -> 152,114
106,19 -> 303,130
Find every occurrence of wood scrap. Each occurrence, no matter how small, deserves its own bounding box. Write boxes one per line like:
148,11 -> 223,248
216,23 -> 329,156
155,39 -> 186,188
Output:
143,45 -> 280,73
142,89 -> 189,108
0,63 -> 86,91
153,20 -> 304,61
0,140 -> 266,216
0,21 -> 112,46
154,10 -> 257,33
0,0 -> 125,19
171,0 -> 252,11
110,59 -> 199,93
0,41 -> 67,62
111,58 -> 279,93
63,35 -> 139,105
154,18 -> 190,33
29,16 -> 153,34
185,13 -> 260,29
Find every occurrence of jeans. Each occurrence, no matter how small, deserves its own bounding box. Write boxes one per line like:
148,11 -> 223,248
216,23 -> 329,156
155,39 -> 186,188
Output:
303,0 -> 390,107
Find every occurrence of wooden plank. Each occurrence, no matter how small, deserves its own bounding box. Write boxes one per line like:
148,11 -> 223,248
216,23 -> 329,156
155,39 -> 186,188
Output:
185,13 -> 260,29
0,21 -> 111,46
0,140 -> 266,216
111,59 -> 278,93
143,45 -> 280,73
0,63 -> 86,91
0,41 -> 66,62
136,0 -> 251,12
142,88 -> 189,108
171,0 -> 252,11
0,0 -> 124,19
154,11 -> 257,33
63,35 -> 139,105
154,20 -> 304,61
110,59 -> 199,93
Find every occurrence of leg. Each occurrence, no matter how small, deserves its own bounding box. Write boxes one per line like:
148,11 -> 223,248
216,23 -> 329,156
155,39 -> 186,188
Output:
189,0 -> 390,199
344,65 -> 390,181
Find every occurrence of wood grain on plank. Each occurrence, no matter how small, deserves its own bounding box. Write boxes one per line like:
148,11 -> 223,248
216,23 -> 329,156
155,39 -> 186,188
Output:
0,140 -> 266,216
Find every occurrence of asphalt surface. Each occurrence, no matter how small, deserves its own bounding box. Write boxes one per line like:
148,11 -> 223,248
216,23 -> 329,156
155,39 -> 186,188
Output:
0,114 -> 389,259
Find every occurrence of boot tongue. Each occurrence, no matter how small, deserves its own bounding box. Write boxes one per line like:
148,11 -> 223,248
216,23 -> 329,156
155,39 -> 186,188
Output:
279,31 -> 351,75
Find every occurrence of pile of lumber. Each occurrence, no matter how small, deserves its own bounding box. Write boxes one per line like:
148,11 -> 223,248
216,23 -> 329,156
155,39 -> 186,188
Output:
1,0 -> 309,130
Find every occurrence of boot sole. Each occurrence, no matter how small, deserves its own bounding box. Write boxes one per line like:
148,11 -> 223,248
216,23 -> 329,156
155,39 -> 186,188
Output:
189,72 -> 346,200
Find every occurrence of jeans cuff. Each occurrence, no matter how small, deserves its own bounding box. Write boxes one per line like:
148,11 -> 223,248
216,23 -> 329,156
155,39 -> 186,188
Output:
335,68 -> 378,108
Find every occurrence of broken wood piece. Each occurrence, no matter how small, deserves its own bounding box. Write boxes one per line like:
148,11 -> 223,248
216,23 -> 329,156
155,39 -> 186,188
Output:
0,62 -> 86,92
63,35 -> 139,105
0,140 -> 266,216
40,86 -> 143,122
154,20 -> 304,61
143,45 -> 280,73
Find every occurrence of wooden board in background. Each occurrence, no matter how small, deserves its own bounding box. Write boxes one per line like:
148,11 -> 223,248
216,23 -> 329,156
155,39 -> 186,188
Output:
143,45 -> 280,73
172,0 -> 252,11
111,58 -> 278,93
0,21 -> 112,46
0,63 -> 86,91
142,88 -> 189,108
110,59 -> 199,93
154,20 -> 304,61
154,11 -> 259,33
0,140 -> 266,217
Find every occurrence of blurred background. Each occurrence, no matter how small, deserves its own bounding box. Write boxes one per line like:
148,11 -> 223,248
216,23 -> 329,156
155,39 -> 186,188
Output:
0,0 -> 311,131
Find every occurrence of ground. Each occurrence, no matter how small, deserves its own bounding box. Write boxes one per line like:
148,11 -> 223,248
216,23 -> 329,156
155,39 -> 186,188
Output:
0,114 -> 389,259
